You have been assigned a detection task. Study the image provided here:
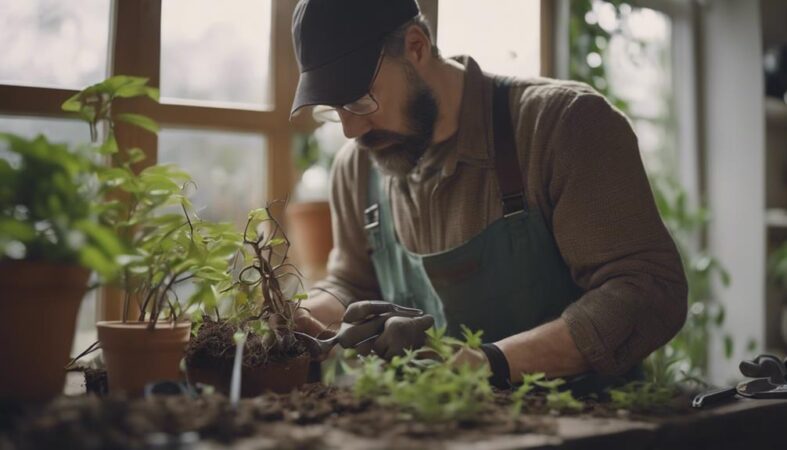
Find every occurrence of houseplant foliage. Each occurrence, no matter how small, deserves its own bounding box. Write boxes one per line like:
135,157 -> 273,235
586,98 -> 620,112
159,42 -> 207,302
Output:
287,122 -> 347,279
0,130 -> 124,400
185,205 -> 311,395
569,0 -> 736,388
62,75 -> 243,394
349,326 -> 494,422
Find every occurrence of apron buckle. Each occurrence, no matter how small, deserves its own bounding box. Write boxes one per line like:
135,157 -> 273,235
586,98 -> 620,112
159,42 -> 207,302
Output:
501,193 -> 526,218
364,204 -> 380,230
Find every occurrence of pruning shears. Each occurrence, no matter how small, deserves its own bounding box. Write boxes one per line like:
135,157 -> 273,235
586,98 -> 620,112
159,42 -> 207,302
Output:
294,304 -> 424,357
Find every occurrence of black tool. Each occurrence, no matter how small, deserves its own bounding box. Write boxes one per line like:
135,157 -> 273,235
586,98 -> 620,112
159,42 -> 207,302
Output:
692,353 -> 787,409
691,386 -> 738,408
739,354 -> 787,385
736,377 -> 787,399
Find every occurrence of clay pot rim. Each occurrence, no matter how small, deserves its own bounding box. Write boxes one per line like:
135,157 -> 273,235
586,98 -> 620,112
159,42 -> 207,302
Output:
97,320 -> 191,330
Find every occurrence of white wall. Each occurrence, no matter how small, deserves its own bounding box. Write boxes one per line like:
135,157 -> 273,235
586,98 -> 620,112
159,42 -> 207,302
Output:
701,0 -> 765,384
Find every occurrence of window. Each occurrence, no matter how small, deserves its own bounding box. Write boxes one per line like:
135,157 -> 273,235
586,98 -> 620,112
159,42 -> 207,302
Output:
602,6 -> 675,176
569,0 -> 677,178
158,128 -> 267,228
1,0 -> 551,354
0,0 -> 302,352
160,0 -> 273,108
437,0 -> 542,78
0,0 -> 111,89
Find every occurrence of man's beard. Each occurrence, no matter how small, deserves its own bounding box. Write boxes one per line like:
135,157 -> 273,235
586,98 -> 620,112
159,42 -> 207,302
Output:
357,64 -> 439,178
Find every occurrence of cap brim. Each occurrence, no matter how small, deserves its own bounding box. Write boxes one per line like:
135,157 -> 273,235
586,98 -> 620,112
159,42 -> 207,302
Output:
290,38 -> 383,118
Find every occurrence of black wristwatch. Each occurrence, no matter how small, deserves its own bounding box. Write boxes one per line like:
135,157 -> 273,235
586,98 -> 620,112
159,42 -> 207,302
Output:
479,343 -> 512,389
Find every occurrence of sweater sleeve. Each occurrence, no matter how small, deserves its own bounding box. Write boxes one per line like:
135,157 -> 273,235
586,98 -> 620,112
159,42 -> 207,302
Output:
547,93 -> 688,375
310,142 -> 382,308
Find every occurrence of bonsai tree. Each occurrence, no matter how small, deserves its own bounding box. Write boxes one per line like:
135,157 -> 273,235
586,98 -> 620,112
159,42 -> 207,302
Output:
185,205 -> 310,395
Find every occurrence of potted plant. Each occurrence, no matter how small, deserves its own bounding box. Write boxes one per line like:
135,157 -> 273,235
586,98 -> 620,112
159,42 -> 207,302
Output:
185,206 -> 311,395
287,123 -> 345,279
62,76 -> 243,395
0,132 -> 123,400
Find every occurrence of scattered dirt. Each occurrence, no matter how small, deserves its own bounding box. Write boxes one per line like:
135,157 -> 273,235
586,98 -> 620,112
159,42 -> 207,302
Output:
82,368 -> 108,397
184,318 -> 306,372
0,383 -> 695,450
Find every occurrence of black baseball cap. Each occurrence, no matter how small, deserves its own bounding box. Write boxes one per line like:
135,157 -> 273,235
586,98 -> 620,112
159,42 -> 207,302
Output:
290,0 -> 420,118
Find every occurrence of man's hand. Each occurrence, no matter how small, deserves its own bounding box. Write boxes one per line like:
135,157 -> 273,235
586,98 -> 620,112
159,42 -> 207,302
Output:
336,301 -> 434,359
448,346 -> 490,371
372,315 -> 435,360
335,301 -> 396,354
293,306 -> 333,338
291,289 -> 348,339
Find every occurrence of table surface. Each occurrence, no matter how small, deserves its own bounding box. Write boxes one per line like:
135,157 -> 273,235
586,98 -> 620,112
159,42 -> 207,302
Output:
61,373 -> 787,450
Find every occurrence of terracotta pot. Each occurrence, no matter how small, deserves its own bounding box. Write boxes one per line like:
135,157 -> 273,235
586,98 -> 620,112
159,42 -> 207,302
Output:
285,201 -> 333,279
97,320 -> 190,396
0,261 -> 90,401
187,352 -> 311,396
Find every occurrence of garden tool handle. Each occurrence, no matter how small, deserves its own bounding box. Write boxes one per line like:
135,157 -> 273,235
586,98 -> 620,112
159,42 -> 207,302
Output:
348,307 -> 425,325
691,386 -> 737,409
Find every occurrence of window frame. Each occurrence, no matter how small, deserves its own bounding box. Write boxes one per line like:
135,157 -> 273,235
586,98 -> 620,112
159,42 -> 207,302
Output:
0,0 -> 305,320
0,0 -> 551,320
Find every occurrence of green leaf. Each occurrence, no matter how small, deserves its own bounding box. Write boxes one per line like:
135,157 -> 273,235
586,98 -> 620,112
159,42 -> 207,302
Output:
79,244 -> 117,278
248,208 -> 270,221
115,113 -> 160,134
75,220 -> 125,256
100,134 -> 119,155
267,237 -> 286,247
714,306 -> 725,326
127,148 -> 147,164
723,334 -> 734,359
61,93 -> 82,112
0,219 -> 36,242
115,83 -> 152,99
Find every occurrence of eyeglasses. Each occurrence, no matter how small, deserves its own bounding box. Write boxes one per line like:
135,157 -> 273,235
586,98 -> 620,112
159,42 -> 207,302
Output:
312,53 -> 385,123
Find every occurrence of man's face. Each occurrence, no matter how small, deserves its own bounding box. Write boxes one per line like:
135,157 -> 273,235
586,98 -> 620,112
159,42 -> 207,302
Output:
339,56 -> 438,178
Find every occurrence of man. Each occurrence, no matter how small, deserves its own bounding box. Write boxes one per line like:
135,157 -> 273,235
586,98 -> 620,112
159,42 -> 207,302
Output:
290,0 -> 687,389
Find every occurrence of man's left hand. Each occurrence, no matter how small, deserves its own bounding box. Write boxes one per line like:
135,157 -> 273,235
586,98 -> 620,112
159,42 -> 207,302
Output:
448,346 -> 490,371
371,315 -> 435,360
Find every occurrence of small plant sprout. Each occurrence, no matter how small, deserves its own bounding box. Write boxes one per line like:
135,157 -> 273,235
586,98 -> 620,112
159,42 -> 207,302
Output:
350,326 -> 493,423
510,373 -> 546,415
534,378 -> 584,413
608,381 -> 677,413
230,330 -> 247,408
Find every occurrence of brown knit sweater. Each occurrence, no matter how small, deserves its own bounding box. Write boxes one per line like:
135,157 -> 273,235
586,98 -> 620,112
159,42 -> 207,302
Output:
312,56 -> 688,376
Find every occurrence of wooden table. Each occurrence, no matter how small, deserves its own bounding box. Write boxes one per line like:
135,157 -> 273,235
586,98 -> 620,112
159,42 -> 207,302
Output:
192,397 -> 787,450
61,373 -> 787,450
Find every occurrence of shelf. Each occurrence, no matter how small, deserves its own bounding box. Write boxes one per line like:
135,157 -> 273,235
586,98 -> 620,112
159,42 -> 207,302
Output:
766,97 -> 787,128
766,208 -> 787,228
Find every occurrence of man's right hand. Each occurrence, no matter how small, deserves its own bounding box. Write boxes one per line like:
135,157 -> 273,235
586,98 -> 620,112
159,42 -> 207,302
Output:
293,306 -> 333,338
292,288 -> 349,339
336,301 -> 434,358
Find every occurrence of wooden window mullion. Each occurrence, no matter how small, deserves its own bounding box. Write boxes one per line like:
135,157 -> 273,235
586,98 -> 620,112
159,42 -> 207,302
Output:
99,0 -> 162,321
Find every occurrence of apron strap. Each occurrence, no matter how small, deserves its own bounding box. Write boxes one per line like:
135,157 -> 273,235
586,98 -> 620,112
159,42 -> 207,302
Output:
492,77 -> 528,216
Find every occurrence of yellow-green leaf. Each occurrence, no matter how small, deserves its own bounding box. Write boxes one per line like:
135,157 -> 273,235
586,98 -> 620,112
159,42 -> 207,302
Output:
116,113 -> 159,134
